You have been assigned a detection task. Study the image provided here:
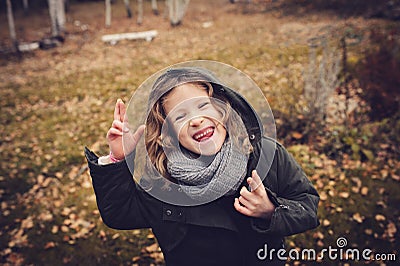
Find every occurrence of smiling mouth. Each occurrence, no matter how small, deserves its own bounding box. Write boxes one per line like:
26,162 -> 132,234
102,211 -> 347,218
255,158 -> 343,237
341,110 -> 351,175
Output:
193,127 -> 215,142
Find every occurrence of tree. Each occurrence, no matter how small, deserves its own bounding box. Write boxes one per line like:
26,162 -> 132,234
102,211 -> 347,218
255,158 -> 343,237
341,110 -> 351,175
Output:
6,0 -> 18,52
23,0 -> 29,14
48,0 -> 66,37
167,0 -> 190,26
105,0 -> 189,27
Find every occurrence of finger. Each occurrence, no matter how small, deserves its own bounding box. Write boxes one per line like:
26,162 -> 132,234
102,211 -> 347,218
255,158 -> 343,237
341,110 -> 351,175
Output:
239,186 -> 253,200
131,125 -> 145,145
114,99 -> 121,121
248,170 -> 264,192
234,198 -> 252,216
238,195 -> 252,208
112,120 -> 124,131
124,125 -> 145,151
119,100 -> 127,122
114,99 -> 125,122
107,127 -> 123,139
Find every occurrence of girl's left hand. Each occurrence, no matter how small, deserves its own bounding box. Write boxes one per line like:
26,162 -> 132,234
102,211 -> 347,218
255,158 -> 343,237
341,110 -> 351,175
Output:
234,170 -> 275,220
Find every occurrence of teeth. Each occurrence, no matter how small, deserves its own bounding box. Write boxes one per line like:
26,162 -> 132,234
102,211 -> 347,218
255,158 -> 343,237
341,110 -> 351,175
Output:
194,128 -> 213,140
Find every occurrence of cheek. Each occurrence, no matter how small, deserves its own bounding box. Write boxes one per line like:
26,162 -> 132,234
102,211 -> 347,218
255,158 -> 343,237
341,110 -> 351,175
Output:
176,124 -> 190,142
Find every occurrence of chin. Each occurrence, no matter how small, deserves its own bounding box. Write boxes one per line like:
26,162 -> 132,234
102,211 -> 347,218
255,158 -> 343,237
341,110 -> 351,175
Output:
193,138 -> 225,156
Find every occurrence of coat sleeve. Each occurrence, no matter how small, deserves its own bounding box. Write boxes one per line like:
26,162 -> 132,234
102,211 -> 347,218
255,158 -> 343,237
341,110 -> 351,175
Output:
84,147 -> 150,230
251,140 -> 320,236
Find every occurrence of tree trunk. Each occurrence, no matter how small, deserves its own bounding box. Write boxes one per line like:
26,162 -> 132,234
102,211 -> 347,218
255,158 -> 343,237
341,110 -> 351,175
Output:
169,0 -> 190,26
152,0 -> 159,15
137,0 -> 143,25
48,0 -> 66,36
105,0 -> 111,27
23,0 -> 29,13
56,0 -> 66,32
6,0 -> 18,52
123,0 -> 132,18
48,0 -> 57,36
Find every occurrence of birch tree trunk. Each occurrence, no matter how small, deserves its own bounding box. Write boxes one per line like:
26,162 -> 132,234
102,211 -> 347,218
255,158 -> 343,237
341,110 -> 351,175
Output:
123,0 -> 132,18
168,0 -> 190,26
137,0 -> 143,25
48,0 -> 66,36
6,0 -> 18,52
105,0 -> 111,27
56,0 -> 66,32
152,0 -> 159,15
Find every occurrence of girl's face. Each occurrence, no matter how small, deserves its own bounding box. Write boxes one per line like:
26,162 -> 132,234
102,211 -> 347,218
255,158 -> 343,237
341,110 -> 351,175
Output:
163,83 -> 227,156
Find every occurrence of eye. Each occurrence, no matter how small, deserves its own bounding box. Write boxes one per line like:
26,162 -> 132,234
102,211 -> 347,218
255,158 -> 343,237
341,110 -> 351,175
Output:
198,101 -> 210,109
175,114 -> 185,122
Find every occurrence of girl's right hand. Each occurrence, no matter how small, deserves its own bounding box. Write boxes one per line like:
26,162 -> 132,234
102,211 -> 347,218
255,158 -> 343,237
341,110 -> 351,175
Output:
106,99 -> 145,160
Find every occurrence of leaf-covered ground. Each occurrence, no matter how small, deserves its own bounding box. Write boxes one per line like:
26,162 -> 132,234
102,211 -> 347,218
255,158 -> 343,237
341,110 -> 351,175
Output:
0,0 -> 399,265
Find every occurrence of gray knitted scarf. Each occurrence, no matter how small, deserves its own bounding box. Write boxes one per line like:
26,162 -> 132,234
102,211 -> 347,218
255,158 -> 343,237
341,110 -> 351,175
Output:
167,140 -> 248,201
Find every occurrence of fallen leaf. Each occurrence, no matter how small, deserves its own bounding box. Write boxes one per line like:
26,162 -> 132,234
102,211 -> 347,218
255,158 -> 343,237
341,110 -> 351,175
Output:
322,219 -> 330,226
44,242 -> 55,249
364,229 -> 373,235
292,132 -> 303,139
375,214 -> 386,221
144,243 -> 159,253
360,187 -> 368,196
386,222 -> 397,238
353,213 -> 364,223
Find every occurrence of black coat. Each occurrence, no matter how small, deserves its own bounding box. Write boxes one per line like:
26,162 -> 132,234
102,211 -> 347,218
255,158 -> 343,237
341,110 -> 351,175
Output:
85,137 -> 319,266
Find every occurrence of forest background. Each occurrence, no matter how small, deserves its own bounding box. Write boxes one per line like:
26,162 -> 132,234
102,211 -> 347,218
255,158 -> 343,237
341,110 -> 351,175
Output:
0,0 -> 399,265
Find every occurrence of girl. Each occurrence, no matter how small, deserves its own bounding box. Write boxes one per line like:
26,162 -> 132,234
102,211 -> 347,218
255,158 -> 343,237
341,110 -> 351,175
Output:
85,66 -> 320,265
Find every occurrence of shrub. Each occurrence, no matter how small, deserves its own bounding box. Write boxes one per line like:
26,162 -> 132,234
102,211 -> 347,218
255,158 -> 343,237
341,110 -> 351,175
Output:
355,28 -> 400,120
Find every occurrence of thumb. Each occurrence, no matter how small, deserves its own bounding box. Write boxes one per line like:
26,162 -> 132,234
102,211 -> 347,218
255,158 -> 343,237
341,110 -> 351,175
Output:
123,124 -> 145,153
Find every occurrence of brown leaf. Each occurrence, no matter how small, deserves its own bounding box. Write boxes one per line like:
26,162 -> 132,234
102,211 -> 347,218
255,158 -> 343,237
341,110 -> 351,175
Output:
51,226 -> 59,234
339,192 -> 350,199
360,187 -> 369,196
391,174 -> 400,181
144,243 -> 159,253
319,191 -> 328,201
292,132 -> 303,139
375,214 -> 386,221
322,219 -> 330,227
44,242 -> 55,249
364,229 -> 373,235
353,213 -> 364,223
386,222 -> 397,238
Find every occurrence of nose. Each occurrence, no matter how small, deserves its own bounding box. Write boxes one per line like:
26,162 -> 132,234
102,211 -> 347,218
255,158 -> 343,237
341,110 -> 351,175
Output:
189,117 -> 204,127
